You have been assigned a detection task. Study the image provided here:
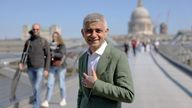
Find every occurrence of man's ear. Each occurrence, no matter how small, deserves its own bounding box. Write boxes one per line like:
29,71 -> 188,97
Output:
105,28 -> 109,35
81,29 -> 84,37
106,28 -> 109,33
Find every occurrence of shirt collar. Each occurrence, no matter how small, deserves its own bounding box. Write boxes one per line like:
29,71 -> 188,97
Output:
87,41 -> 107,56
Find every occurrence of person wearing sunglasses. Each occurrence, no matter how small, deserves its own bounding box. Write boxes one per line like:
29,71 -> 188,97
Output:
19,23 -> 50,108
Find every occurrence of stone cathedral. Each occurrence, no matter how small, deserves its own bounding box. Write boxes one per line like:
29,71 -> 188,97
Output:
128,0 -> 153,39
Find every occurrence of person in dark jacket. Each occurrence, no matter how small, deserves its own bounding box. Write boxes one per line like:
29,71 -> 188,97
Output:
19,23 -> 50,108
41,32 -> 67,107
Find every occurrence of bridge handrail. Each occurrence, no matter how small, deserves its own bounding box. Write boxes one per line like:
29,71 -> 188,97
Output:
158,44 -> 192,77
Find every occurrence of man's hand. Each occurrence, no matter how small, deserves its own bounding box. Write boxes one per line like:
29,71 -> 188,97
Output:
44,70 -> 49,79
19,63 -> 24,70
82,68 -> 97,88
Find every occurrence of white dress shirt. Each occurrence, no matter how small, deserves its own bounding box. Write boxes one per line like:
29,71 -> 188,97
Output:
87,41 -> 107,76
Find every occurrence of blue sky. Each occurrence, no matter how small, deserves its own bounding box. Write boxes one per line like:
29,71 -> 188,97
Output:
0,0 -> 191,39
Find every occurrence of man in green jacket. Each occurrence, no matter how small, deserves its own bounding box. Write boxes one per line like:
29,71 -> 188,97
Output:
77,12 -> 134,108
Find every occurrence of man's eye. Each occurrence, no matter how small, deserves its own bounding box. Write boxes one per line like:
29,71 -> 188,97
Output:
84,29 -> 103,33
85,29 -> 92,33
95,29 -> 103,33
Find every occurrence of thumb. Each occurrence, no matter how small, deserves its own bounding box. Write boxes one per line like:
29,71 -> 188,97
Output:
83,73 -> 88,79
91,68 -> 97,77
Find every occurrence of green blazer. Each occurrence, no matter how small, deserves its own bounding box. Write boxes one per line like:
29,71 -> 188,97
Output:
78,44 -> 134,108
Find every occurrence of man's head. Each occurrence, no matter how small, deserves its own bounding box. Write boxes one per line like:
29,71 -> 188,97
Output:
31,23 -> 41,37
81,13 -> 109,52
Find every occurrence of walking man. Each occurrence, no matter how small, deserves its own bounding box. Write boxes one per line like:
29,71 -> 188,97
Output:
19,23 -> 50,108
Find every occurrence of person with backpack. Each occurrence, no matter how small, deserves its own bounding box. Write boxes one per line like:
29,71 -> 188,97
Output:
19,23 -> 50,108
41,32 -> 67,107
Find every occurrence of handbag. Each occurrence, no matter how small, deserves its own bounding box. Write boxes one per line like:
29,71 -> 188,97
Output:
52,59 -> 62,66
51,55 -> 65,67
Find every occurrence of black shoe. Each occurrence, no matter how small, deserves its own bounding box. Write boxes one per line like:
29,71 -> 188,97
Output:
29,96 -> 34,104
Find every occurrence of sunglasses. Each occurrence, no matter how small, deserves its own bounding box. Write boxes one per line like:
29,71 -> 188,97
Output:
33,29 -> 40,31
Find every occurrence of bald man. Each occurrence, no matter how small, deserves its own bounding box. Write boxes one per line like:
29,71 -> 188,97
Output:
19,23 -> 50,108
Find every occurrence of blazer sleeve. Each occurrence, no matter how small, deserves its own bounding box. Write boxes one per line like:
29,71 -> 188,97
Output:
92,52 -> 134,103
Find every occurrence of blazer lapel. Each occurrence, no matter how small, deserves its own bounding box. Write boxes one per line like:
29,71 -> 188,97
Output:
96,44 -> 111,78
81,52 -> 92,98
81,53 -> 88,75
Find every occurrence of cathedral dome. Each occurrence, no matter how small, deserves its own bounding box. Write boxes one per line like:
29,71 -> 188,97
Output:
128,0 -> 153,37
131,6 -> 150,20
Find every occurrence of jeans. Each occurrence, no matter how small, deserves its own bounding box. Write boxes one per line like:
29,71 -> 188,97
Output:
46,67 -> 67,101
28,67 -> 44,108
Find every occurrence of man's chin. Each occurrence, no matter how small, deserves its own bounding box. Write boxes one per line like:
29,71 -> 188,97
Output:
89,44 -> 101,50
89,42 -> 99,46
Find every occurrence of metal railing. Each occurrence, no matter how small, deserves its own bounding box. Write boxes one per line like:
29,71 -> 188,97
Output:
157,43 -> 192,77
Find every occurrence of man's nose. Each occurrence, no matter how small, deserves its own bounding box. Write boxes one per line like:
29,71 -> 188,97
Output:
91,30 -> 97,37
